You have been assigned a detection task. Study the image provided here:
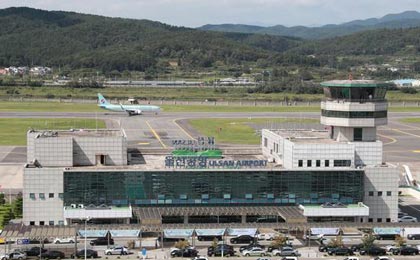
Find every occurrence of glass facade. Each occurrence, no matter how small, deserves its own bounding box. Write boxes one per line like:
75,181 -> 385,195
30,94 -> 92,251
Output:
321,110 -> 387,119
323,87 -> 387,101
63,170 -> 364,207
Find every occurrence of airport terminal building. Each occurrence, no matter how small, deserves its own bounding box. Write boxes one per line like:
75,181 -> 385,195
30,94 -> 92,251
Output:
22,80 -> 399,227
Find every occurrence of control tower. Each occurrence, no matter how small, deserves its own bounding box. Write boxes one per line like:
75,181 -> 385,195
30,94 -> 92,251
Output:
320,80 -> 389,143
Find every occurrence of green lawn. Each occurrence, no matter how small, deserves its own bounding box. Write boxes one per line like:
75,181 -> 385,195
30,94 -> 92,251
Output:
187,118 -> 317,145
400,118 -> 420,123
0,118 -> 106,145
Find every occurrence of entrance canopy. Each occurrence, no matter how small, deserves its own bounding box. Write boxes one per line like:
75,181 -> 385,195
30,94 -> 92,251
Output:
227,228 -> 257,236
195,229 -> 226,236
310,228 -> 340,236
78,230 -> 108,238
109,230 -> 140,237
164,229 -> 194,238
373,227 -> 401,235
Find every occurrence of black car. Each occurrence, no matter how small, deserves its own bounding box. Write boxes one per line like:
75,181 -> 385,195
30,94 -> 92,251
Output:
392,246 -> 419,255
408,234 -> 420,240
350,244 -> 364,252
375,234 -> 397,240
24,247 -> 47,256
89,237 -> 114,246
207,245 -> 235,257
230,235 -> 254,244
240,243 -> 265,252
197,235 -> 222,241
318,245 -> 337,252
328,247 -> 353,256
41,251 -> 65,259
170,248 -> 198,257
71,249 -> 98,259
360,246 -> 387,256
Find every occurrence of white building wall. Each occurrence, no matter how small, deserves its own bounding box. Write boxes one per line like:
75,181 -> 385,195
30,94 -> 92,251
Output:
73,136 -> 127,166
321,101 -> 388,112
33,137 -> 73,167
363,166 -> 399,223
23,168 -> 64,225
261,130 -> 283,164
353,141 -> 383,166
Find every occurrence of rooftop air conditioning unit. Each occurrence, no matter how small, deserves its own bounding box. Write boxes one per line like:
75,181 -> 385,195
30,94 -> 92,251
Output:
70,204 -> 77,209
78,204 -> 84,209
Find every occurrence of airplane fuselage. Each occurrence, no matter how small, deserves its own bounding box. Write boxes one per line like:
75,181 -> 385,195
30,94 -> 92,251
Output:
99,104 -> 160,112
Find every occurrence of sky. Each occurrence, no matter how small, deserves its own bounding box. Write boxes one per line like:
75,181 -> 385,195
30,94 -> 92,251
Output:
1,0 -> 420,27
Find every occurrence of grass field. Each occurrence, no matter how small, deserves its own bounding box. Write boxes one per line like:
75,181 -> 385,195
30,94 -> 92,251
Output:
188,118 -> 317,144
2,101 -> 420,113
0,118 -> 106,146
400,118 -> 420,123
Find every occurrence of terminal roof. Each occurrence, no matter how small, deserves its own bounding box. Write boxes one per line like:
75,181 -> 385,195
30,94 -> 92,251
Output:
270,129 -> 338,144
321,80 -> 391,88
31,129 -> 123,138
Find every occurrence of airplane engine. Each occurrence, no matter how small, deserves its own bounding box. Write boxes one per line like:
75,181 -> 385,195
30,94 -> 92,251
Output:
135,110 -> 142,115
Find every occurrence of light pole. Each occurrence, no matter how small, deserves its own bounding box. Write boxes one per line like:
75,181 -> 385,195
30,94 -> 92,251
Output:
82,216 -> 91,260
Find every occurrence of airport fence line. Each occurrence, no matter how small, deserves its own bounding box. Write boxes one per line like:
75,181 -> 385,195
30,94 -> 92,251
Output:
2,97 -> 420,107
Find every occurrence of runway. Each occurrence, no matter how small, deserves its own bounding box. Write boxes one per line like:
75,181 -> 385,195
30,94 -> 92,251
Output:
1,111 -> 420,163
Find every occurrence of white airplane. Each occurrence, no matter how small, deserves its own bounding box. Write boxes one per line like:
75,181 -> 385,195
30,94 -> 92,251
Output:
97,93 -> 160,116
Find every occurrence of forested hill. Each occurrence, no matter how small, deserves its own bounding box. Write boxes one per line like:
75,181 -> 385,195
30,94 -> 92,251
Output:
0,7 -> 300,71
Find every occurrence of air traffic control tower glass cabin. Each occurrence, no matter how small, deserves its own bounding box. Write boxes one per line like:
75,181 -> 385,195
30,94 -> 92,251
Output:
320,80 -> 389,143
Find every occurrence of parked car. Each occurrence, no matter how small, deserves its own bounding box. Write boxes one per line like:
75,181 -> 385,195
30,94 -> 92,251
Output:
197,235 -> 222,241
256,258 -> 271,260
343,257 -> 359,260
24,247 -> 47,257
241,247 -> 268,257
280,257 -> 298,260
359,246 -> 386,256
304,233 -> 324,240
1,252 -> 27,260
207,245 -> 235,257
192,257 -> 208,260
105,246 -> 130,255
385,244 -> 406,252
240,243 -> 265,252
392,246 -> 419,255
271,247 -> 300,257
170,248 -> 198,258
327,247 -> 353,256
371,257 -> 394,260
257,233 -> 276,240
267,243 -> 293,252
398,215 -> 418,222
408,233 -> 420,240
90,237 -> 114,246
40,251 -> 65,259
71,249 -> 98,259
350,244 -> 364,252
318,245 -> 337,252
53,237 -> 75,244
230,235 -> 254,244
375,234 -> 398,240
398,212 -> 408,218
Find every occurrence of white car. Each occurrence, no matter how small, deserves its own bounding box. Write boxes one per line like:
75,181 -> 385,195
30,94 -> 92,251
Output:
398,215 -> 418,222
53,237 -> 75,244
385,244 -> 401,252
343,257 -> 359,260
1,252 -> 27,260
257,233 -> 276,240
241,248 -> 269,257
105,246 -> 130,255
304,233 -> 324,240
370,257 -> 394,260
193,257 -> 208,260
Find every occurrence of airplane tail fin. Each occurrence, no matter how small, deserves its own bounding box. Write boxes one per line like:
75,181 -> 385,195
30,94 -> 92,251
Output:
97,93 -> 109,105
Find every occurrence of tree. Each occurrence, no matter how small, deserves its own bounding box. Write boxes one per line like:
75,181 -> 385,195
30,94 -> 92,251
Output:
211,237 -> 219,248
395,235 -> 406,247
11,194 -> 23,218
174,240 -> 190,249
327,235 -> 344,248
270,235 -> 289,248
362,233 -> 376,249
0,194 -> 5,205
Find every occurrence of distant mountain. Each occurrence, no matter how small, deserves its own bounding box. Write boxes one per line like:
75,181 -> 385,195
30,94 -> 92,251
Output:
0,7 -> 300,71
198,11 -> 420,39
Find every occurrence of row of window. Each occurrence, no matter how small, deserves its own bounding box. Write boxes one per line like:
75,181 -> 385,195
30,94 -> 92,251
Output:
298,160 -> 351,167
29,193 -> 63,200
368,191 -> 392,197
29,220 -> 64,226
321,110 -> 387,119
366,218 -> 391,223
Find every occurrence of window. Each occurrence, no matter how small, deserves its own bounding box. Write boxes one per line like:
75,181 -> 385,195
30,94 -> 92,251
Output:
298,160 -> 303,167
264,138 -> 268,147
39,193 -> 45,200
39,221 -> 45,226
58,221 -> 64,226
368,218 -> 373,223
29,193 -> 35,200
368,191 -> 374,196
378,191 -> 383,196
386,218 -> 391,223
325,160 -> 329,167
49,193 -> 54,198
49,221 -> 54,226
354,128 -> 363,141
29,221 -> 35,226
223,194 -> 231,200
334,160 -> 351,167
58,193 -> 64,199
387,191 -> 392,196
307,160 -> 312,167
180,194 -> 187,200
377,218 -> 382,223
316,160 -> 321,167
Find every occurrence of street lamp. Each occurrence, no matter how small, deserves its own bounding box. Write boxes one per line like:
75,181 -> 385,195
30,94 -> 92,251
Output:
82,216 -> 91,260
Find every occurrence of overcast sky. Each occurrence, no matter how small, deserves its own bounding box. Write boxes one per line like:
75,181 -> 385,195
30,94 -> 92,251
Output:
1,0 -> 420,27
